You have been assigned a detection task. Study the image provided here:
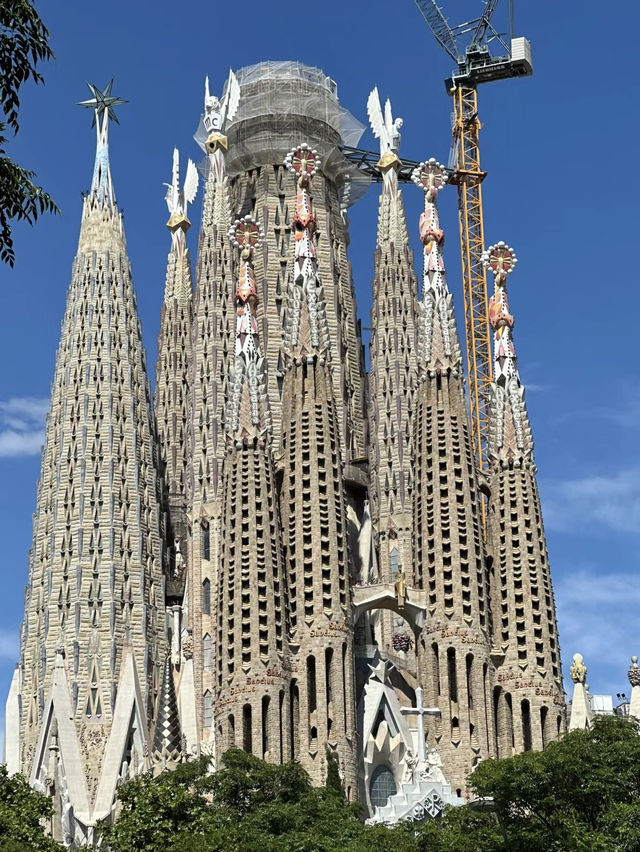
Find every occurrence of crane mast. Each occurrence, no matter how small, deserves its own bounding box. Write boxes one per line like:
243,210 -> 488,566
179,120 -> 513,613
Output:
415,0 -> 532,476
449,85 -> 490,477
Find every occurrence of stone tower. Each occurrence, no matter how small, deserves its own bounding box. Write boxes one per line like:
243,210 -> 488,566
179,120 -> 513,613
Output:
185,83 -> 237,754
154,148 -> 197,553
366,89 -> 420,655
6,84 -> 166,844
214,215 -> 290,763
484,243 -> 564,753
5,62 -> 568,835
279,145 -> 356,792
411,161 -> 494,794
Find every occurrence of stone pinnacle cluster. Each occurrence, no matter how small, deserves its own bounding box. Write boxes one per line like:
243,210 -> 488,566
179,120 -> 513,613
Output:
5,63 -> 565,841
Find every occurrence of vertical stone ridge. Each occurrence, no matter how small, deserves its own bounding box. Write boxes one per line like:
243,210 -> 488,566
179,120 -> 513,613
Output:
411,160 -> 494,794
367,153 -> 419,629
484,243 -> 564,754
14,99 -> 165,841
153,656 -> 182,765
279,146 -> 356,793
214,218 -> 290,763
186,117 -> 235,751
155,149 -> 196,553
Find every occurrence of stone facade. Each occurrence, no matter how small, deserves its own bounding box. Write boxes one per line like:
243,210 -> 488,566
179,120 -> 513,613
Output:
5,64 -> 566,841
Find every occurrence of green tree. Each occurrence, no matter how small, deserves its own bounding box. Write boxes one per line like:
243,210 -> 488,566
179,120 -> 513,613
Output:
0,765 -> 64,852
0,0 -> 58,267
417,715 -> 640,852
103,749 -> 418,852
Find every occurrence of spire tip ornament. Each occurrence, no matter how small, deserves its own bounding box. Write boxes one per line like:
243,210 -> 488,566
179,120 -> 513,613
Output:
77,79 -> 127,206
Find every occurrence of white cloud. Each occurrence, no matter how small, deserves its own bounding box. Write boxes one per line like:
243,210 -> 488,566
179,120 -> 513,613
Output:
555,567 -> 639,697
542,468 -> 640,534
0,397 -> 48,458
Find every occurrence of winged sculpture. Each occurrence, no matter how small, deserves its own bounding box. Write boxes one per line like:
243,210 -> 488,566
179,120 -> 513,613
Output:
367,86 -> 403,157
204,69 -> 241,134
164,148 -> 199,219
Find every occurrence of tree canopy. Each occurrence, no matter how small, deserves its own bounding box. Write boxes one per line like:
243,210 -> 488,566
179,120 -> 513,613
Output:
0,0 -> 58,267
0,764 -> 64,852
102,716 -> 640,852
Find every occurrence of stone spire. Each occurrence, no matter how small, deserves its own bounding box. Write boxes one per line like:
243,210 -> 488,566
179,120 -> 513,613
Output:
484,243 -> 533,466
568,653 -> 592,731
628,656 -> 640,720
279,145 -> 356,792
10,82 -> 165,843
411,160 -> 493,794
153,657 -> 182,765
214,218 -> 290,763
366,89 -> 419,649
485,243 -> 564,754
155,149 -> 197,560
185,75 -> 239,750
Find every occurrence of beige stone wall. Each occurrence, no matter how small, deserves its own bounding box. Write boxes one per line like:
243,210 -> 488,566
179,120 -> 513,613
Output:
413,372 -> 495,793
18,199 -> 166,797
280,360 -> 357,795
488,466 -> 565,755
214,442 -> 290,764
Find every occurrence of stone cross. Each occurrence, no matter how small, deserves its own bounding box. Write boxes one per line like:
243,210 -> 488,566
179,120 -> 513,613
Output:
400,686 -> 440,763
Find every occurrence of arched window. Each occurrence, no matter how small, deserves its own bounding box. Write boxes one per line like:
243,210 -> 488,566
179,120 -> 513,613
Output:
202,579 -> 211,615
370,765 -> 397,809
203,690 -> 212,728
203,633 -> 212,670
201,525 -> 210,561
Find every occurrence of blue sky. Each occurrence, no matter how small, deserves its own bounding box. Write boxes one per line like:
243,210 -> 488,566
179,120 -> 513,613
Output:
2,0 -> 639,747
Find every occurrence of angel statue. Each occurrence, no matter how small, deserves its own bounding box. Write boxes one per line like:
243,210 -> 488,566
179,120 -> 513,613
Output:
367,86 -> 403,157
367,86 -> 403,195
203,71 -> 240,135
164,148 -> 198,253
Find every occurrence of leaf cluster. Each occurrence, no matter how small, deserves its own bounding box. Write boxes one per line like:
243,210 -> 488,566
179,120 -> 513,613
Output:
419,715 -> 640,852
0,0 -> 58,267
0,765 -> 64,852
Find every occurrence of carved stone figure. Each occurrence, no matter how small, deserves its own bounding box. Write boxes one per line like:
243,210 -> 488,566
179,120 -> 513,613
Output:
570,652 -> 587,684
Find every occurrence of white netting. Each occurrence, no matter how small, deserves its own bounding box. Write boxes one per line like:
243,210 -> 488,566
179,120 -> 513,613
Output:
194,61 -> 370,206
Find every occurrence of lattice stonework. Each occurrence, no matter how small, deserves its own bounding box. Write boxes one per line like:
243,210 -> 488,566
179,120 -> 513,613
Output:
16,98 -> 166,834
411,161 -> 493,794
484,243 -> 565,754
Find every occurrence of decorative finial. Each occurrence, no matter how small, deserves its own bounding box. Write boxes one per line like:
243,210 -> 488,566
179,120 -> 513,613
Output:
412,158 -> 448,202
284,144 -> 320,182
77,79 -> 127,125
570,652 -> 587,684
629,656 -> 640,688
77,79 -> 127,205
484,242 -> 519,388
164,148 -> 198,249
367,87 -> 403,181
483,241 -> 518,286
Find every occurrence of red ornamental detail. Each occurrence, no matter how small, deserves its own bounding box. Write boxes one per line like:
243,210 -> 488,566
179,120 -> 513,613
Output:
231,219 -> 261,249
489,295 -> 514,332
416,162 -> 446,192
486,246 -> 515,277
290,147 -> 318,176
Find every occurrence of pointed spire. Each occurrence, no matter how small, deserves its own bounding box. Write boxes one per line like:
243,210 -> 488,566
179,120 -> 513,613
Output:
226,216 -> 272,445
568,652 -> 593,731
412,159 -> 462,374
367,87 -> 408,245
152,658 -> 182,764
77,80 -> 127,206
484,242 -> 534,467
163,148 -> 198,303
282,144 -> 330,363
628,656 -> 640,720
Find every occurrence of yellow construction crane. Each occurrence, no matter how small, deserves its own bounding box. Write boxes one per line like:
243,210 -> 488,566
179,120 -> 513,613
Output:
415,0 -> 532,473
